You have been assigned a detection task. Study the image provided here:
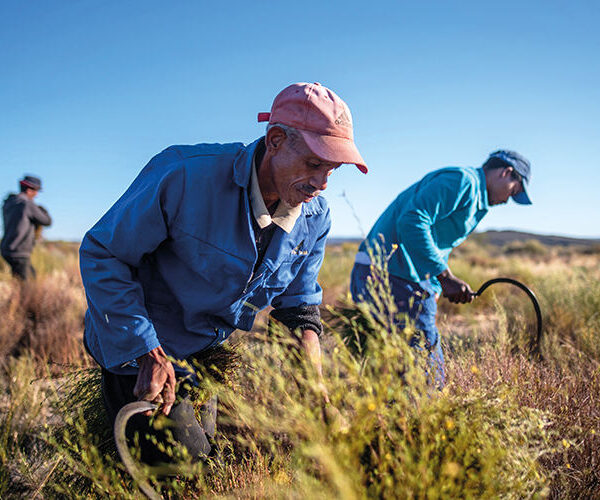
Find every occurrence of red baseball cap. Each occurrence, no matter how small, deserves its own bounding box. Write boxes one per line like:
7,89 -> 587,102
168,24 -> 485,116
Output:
258,82 -> 368,173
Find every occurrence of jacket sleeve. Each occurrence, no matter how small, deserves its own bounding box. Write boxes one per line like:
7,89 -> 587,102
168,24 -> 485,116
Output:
397,171 -> 474,278
28,202 -> 52,226
79,156 -> 184,370
271,205 -> 331,311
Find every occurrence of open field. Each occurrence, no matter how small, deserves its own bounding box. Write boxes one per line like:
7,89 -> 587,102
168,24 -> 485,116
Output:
0,237 -> 599,498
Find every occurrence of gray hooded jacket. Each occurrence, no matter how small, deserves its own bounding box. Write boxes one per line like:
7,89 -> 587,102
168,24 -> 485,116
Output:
1,193 -> 52,257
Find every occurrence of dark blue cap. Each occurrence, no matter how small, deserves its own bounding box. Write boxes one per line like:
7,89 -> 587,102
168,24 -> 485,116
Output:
20,175 -> 42,191
487,150 -> 531,204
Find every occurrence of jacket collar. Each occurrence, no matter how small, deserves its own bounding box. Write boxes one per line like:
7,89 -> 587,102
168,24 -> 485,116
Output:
302,198 -> 325,216
476,167 -> 489,211
233,138 -> 261,188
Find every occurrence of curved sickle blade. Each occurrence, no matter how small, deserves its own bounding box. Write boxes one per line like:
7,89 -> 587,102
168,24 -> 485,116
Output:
114,401 -> 162,500
472,277 -> 543,354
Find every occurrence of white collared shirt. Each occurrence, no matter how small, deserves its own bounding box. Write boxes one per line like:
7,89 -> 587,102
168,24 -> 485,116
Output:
249,158 -> 301,234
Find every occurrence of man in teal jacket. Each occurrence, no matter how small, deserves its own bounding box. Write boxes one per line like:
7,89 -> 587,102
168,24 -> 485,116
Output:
350,150 -> 531,386
80,82 -> 367,463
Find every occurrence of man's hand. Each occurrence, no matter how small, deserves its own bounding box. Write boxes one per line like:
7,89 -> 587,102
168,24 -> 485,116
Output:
437,268 -> 474,304
133,346 -> 176,416
301,329 -> 332,404
300,329 -> 349,432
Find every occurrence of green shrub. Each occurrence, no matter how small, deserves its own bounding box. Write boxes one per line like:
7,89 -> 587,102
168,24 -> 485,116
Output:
503,239 -> 549,257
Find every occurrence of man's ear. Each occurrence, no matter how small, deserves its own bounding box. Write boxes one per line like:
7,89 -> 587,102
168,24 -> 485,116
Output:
502,166 -> 514,178
265,126 -> 287,152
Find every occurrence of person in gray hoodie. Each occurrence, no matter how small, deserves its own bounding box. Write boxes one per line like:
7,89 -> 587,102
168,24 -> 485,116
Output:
2,175 -> 52,280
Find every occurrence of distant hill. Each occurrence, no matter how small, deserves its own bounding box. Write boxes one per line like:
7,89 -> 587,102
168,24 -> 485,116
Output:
327,237 -> 363,246
328,231 -> 600,248
470,230 -> 600,248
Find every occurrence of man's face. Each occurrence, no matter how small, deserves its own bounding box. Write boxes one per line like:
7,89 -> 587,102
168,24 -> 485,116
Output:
265,129 -> 341,207
487,167 -> 524,206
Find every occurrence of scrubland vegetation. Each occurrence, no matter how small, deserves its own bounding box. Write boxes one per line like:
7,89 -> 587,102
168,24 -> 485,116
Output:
0,237 -> 598,498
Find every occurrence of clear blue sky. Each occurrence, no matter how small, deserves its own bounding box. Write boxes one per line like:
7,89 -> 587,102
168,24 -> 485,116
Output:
1,1 -> 598,241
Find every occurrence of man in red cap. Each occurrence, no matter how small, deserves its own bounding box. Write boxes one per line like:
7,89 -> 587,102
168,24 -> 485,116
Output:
2,175 -> 52,280
80,82 -> 367,464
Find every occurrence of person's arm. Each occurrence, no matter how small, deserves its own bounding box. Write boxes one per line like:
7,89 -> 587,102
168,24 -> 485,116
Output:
301,328 -> 347,431
28,201 -> 52,226
397,171 -> 474,281
300,328 -> 329,402
271,304 -> 329,400
270,205 -> 348,430
80,152 -> 185,413
270,202 -> 330,398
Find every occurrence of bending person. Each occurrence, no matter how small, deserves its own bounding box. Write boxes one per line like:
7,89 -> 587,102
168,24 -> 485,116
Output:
79,82 -> 368,464
351,150 -> 532,387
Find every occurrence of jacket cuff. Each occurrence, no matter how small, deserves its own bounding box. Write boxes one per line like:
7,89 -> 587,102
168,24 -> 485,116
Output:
270,304 -> 323,336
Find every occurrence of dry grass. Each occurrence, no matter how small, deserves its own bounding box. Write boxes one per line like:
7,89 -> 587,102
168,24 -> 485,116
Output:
0,242 -> 92,373
448,345 -> 600,498
0,238 -> 598,498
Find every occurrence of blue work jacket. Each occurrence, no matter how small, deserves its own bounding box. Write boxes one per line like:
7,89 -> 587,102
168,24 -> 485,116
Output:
80,138 -> 331,373
359,166 -> 489,293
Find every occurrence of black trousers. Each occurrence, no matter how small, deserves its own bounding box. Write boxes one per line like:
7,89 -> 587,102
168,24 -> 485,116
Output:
2,255 -> 35,280
102,369 -> 217,465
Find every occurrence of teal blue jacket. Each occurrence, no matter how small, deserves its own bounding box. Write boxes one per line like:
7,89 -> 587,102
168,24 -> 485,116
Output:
358,167 -> 489,293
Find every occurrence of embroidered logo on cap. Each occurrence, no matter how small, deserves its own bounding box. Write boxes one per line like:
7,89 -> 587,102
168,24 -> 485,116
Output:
335,108 -> 352,127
